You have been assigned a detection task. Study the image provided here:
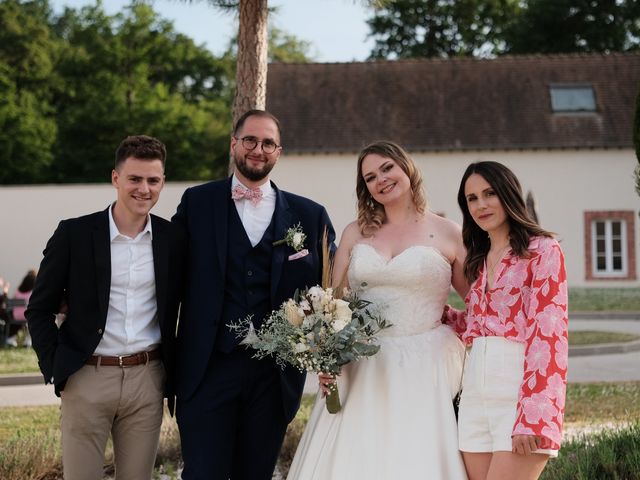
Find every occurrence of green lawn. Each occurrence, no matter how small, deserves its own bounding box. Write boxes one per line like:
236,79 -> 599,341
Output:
570,330 -> 640,346
1,382 -> 639,479
568,287 -> 640,312
564,382 -> 640,425
449,287 -> 640,312
0,347 -> 39,374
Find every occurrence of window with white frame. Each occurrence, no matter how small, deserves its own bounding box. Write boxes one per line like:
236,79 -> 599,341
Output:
591,218 -> 627,276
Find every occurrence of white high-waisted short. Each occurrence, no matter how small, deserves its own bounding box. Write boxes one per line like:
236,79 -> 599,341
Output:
458,336 -> 558,457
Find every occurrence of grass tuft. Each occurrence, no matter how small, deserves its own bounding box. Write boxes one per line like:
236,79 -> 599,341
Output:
541,423 -> 640,480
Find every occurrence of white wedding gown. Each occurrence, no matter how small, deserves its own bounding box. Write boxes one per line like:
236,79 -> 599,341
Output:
287,244 -> 467,480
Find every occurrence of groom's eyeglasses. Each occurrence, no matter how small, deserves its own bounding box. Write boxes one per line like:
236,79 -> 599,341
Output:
237,136 -> 281,154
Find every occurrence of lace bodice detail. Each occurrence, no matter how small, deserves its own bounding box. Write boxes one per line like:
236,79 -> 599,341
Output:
348,244 -> 452,336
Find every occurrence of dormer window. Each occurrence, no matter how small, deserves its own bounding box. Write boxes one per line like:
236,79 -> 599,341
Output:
549,85 -> 596,112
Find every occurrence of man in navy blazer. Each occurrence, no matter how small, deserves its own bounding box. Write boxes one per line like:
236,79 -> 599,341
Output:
173,110 -> 335,479
27,135 -> 185,479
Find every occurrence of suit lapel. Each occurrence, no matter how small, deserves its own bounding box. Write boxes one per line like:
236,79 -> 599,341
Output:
151,216 -> 168,325
93,208 -> 111,323
271,184 -> 294,304
213,178 -> 232,278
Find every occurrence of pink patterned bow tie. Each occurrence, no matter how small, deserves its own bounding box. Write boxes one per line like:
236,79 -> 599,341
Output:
231,184 -> 263,206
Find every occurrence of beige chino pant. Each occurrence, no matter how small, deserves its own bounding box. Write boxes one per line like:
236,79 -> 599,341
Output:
60,359 -> 165,480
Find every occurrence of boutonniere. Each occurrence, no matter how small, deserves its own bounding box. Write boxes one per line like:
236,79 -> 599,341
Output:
273,223 -> 306,252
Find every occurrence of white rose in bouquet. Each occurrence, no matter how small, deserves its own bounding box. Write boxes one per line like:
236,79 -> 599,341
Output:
334,299 -> 352,321
332,317 -> 349,332
332,299 -> 352,332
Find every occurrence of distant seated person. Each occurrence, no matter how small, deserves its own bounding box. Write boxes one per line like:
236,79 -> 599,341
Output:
0,277 -> 9,323
6,269 -> 36,347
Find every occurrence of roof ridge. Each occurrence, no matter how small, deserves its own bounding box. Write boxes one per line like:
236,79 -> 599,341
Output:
269,51 -> 640,68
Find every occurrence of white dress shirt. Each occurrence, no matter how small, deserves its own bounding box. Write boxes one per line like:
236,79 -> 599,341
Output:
231,174 -> 276,246
93,205 -> 160,356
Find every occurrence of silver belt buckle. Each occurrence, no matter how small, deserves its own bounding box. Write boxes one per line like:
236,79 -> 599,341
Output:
118,355 -> 124,368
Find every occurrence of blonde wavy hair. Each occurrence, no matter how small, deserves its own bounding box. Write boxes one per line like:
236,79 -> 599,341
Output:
356,141 -> 427,236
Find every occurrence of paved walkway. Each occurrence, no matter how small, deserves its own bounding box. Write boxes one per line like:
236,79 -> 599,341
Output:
2,315 -> 639,407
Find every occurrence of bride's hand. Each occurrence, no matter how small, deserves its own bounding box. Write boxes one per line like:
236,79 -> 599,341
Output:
318,372 -> 336,397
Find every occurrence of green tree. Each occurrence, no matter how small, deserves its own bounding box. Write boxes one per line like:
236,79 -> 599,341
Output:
0,0 -> 58,183
269,26 -> 314,63
504,0 -> 640,54
51,2 -> 231,182
195,1 -> 381,125
367,0 -> 519,58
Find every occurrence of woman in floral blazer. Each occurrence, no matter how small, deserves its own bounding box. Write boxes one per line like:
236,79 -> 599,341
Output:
445,161 -> 568,480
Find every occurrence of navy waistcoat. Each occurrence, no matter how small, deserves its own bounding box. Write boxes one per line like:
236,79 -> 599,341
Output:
215,199 -> 275,352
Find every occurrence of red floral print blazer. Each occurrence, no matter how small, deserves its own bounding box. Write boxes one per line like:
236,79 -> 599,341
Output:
445,236 -> 568,450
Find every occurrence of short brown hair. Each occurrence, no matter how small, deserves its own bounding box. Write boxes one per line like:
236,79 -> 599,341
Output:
115,135 -> 167,170
233,110 -> 282,141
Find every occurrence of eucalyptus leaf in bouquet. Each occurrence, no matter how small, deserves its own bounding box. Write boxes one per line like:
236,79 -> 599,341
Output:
228,286 -> 391,413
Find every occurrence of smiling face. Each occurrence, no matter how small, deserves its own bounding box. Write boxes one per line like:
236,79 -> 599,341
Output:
463,173 -> 509,236
111,157 -> 164,222
360,153 -> 412,206
231,115 -> 282,185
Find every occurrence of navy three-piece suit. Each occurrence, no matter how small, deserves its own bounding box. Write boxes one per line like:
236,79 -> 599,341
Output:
172,177 -> 335,479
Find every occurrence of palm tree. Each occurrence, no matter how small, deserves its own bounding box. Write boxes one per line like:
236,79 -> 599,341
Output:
233,0 -> 269,124
192,1 -> 384,124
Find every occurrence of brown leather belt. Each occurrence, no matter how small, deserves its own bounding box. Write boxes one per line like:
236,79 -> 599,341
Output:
86,349 -> 161,367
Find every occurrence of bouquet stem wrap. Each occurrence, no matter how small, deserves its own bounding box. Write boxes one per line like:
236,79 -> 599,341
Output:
326,375 -> 341,414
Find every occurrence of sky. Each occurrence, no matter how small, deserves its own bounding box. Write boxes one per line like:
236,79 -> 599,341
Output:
50,0 -> 376,62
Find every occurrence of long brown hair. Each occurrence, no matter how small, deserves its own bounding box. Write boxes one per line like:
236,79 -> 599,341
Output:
356,141 -> 426,236
457,161 -> 553,283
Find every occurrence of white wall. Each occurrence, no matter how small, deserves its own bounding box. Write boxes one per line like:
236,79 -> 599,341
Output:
1,148 -> 638,290
272,148 -> 640,288
0,182 -> 199,291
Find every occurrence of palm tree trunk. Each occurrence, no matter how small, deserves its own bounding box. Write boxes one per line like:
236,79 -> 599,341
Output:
233,0 -> 269,124
229,0 -> 268,173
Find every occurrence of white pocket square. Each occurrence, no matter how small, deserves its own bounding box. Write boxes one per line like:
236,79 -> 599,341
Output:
288,249 -> 309,261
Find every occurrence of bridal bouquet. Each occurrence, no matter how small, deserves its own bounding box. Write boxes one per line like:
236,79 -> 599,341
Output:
230,285 -> 390,413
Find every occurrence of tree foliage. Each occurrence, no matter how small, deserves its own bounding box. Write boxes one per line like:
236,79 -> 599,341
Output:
49,2 -> 232,182
504,0 -> 640,54
269,26 -> 314,63
367,0 -> 640,59
0,0 -> 235,183
368,0 -> 519,58
0,0 -> 58,183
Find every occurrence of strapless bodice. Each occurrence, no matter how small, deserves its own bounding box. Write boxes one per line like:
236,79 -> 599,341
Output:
347,244 -> 452,336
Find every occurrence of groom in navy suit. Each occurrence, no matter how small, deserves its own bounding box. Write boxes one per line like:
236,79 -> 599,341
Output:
173,110 -> 335,479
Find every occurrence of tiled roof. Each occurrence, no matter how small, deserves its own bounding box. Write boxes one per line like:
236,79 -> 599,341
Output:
266,53 -> 640,153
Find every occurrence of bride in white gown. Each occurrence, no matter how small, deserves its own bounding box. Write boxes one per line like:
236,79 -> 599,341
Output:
287,141 -> 469,480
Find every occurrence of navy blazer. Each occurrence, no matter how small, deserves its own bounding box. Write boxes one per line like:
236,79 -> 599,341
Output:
172,178 -> 335,422
26,208 -> 185,403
